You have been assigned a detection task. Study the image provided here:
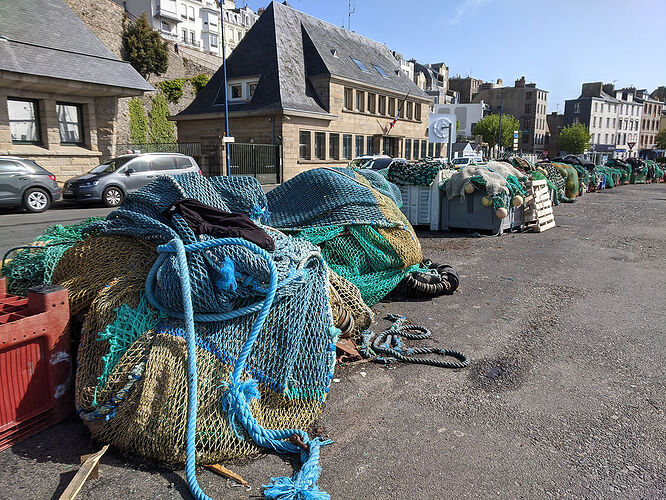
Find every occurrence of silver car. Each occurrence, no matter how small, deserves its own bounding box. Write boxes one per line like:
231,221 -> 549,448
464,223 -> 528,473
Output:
0,156 -> 61,213
63,153 -> 201,207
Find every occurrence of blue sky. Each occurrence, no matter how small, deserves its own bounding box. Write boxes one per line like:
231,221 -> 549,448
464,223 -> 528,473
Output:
240,0 -> 666,112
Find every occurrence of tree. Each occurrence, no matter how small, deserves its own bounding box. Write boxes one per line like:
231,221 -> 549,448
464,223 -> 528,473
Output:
122,13 -> 168,79
148,93 -> 175,143
472,114 -> 520,148
655,128 -> 666,150
559,123 -> 590,154
128,98 -> 148,144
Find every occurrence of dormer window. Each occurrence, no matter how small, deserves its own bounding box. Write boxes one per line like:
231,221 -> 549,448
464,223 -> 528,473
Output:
351,58 -> 369,72
373,64 -> 389,78
331,49 -> 338,58
228,78 -> 259,101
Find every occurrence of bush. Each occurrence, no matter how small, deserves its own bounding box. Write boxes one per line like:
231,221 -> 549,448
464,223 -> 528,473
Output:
128,98 -> 148,144
155,79 -> 187,104
148,93 -> 175,143
190,74 -> 210,94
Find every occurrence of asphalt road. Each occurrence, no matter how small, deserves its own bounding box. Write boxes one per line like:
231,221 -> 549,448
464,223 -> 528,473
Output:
0,203 -> 113,258
0,184 -> 664,499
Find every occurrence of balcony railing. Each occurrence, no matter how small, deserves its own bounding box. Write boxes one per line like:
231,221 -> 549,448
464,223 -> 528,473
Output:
156,6 -> 181,23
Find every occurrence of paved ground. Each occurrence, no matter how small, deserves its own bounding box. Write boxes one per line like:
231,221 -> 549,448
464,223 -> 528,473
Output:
0,184 -> 664,499
0,203 -> 112,258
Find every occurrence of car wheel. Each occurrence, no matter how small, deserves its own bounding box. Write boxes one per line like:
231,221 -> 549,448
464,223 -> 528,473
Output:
102,187 -> 124,207
23,188 -> 51,213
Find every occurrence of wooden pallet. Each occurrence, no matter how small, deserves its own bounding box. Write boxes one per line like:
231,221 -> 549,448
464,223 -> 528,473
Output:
523,179 -> 555,233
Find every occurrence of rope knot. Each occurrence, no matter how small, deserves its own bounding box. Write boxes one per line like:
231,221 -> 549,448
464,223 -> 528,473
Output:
263,437 -> 333,500
215,257 -> 238,293
219,379 -> 261,439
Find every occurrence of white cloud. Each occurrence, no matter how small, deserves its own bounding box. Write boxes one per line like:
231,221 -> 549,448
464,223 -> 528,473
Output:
450,0 -> 495,25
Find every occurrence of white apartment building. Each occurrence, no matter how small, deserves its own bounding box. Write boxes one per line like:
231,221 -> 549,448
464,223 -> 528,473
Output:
635,89 -> 661,151
611,87 -> 642,159
117,0 -> 258,58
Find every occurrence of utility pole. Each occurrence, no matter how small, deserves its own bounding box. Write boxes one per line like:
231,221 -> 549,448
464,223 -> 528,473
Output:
497,88 -> 504,158
218,0 -> 231,175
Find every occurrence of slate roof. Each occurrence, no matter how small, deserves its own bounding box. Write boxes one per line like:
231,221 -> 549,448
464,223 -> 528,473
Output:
0,0 -> 152,93
178,1 -> 428,117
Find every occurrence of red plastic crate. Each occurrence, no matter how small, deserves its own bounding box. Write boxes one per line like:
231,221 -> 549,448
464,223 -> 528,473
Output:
0,277 -> 73,452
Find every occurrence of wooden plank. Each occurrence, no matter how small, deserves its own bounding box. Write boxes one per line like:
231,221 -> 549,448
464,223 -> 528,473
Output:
204,464 -> 249,486
535,220 -> 556,232
59,445 -> 109,500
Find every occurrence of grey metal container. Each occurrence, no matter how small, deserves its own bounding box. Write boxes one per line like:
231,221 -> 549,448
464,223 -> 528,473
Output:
440,191 -> 523,234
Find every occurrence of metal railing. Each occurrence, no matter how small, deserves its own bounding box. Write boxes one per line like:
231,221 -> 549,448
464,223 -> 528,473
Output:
117,143 -> 202,156
228,143 -> 280,184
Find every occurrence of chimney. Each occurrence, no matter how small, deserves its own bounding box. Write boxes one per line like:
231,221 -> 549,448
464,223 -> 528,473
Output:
496,78 -> 503,87
602,83 -> 615,96
581,82 -> 603,98
515,76 -> 526,88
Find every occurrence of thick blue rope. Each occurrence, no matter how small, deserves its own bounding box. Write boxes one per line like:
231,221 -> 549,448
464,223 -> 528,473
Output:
151,237 -> 330,500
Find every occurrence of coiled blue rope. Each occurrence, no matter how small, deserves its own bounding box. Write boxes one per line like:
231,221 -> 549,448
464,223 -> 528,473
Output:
150,237 -> 331,500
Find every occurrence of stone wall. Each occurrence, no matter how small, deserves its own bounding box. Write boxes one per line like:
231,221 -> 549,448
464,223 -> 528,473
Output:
65,0 -> 124,58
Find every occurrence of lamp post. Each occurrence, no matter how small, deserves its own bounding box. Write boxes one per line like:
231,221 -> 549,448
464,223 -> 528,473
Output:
218,0 -> 231,175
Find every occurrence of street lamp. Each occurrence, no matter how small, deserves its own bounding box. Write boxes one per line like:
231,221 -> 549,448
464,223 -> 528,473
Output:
217,0 -> 231,175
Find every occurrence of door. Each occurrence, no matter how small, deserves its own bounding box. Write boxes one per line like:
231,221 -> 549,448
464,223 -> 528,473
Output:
0,160 -> 30,205
382,137 -> 399,157
122,157 -> 153,192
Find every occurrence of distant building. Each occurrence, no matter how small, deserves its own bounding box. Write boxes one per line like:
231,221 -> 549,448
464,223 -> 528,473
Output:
633,89 -> 661,153
0,0 -> 151,181
117,0 -> 258,57
173,2 -> 433,180
391,51 -> 415,81
608,85 -> 642,159
448,76 -> 483,104
413,62 -> 450,106
564,82 -> 619,161
545,112 -> 564,158
472,76 -> 548,154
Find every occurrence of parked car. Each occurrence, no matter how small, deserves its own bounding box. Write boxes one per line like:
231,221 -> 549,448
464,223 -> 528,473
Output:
451,157 -> 479,168
63,153 -> 200,207
0,156 -> 61,213
348,155 -> 390,169
363,157 -> 409,171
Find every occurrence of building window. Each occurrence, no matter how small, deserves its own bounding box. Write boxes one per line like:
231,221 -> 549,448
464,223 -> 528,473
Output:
344,88 -> 353,110
367,93 -> 376,114
413,139 -> 420,159
366,136 -> 373,155
573,117 -> 580,124
422,140 -> 427,157
229,84 -> 243,99
190,31 -> 196,45
606,117 -> 610,128
605,133 -> 608,143
314,132 -> 326,160
355,90 -> 365,112
388,98 -> 396,117
428,142 -> 435,157
180,3 -> 187,19
574,102 -> 580,113
188,6 -> 195,20
379,95 -> 386,115
593,117 -> 597,127
248,82 -> 257,98
594,102 -> 598,112
299,131 -> 311,160
373,64 -> 389,77
8,98 -> 41,144
210,34 -> 218,47
329,133 -> 340,160
57,102 -> 83,145
351,58 -> 369,72
405,139 -> 412,160
182,28 -> 187,42
613,118 -> 616,128
355,135 -> 364,157
342,134 -> 352,159
414,103 -> 421,121
525,103 -> 531,114
406,102 -> 413,120
526,91 -> 532,100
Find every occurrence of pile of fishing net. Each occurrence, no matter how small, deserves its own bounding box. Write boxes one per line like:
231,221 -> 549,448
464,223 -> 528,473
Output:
44,173 -> 346,499
628,158 -> 648,184
1,218 -> 101,295
605,159 -> 632,184
265,167 -> 457,305
550,162 -> 580,200
387,159 -> 451,187
439,161 -> 527,220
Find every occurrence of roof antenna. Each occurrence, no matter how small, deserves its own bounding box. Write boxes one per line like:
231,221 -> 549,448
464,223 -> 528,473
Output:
348,0 -> 356,30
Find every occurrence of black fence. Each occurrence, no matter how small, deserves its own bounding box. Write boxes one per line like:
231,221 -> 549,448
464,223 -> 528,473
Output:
228,143 -> 280,184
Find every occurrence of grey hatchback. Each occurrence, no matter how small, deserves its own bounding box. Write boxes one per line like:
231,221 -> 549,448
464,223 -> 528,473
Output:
0,156 -> 61,212
63,153 -> 201,207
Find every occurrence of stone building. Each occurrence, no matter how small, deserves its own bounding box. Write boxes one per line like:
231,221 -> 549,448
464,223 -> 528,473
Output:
545,112 -> 564,158
473,76 -> 548,154
173,2 -> 433,181
0,0 -> 151,182
607,85 -> 642,160
448,76 -> 483,104
633,89 -> 662,153
564,82 -> 618,160
413,62 -> 450,106
117,0 -> 258,58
